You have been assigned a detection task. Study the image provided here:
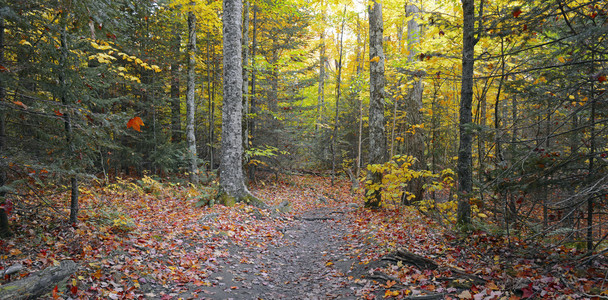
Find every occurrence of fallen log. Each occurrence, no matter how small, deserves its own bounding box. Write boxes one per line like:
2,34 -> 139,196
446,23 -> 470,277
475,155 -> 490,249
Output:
381,249 -> 439,270
0,260 -> 77,300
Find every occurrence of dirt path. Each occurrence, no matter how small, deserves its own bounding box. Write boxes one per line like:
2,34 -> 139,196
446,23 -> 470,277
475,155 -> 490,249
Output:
191,207 -> 359,299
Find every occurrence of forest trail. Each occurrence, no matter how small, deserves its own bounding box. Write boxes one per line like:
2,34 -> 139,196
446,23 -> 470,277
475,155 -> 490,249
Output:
189,207 -> 359,299
3,175 -> 605,299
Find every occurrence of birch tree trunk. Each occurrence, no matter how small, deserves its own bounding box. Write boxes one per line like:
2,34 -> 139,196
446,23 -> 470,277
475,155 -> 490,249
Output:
456,0 -> 479,225
366,0 -> 387,208
186,10 -> 199,184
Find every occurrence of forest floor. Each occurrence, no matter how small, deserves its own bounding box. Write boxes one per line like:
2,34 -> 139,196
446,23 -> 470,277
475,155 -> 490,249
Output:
1,173 -> 608,299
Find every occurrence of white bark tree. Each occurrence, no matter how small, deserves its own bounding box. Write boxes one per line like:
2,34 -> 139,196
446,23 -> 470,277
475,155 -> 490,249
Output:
186,8 -> 199,184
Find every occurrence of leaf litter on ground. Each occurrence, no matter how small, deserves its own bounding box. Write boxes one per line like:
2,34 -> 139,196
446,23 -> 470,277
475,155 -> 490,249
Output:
1,173 -> 607,299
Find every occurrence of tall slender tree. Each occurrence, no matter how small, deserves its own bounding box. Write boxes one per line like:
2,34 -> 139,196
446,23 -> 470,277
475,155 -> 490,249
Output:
170,16 -> 182,143
366,0 -> 387,208
186,7 -> 199,184
404,3 -> 425,203
0,15 -> 10,237
59,12 -> 79,224
456,0 -> 482,225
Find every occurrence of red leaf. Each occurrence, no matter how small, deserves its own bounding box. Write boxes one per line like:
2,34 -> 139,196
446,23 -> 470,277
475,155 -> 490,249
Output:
521,284 -> 534,299
127,116 -> 144,132
1,199 -> 13,215
513,8 -> 522,18
70,284 -> 78,295
0,65 -> 8,72
54,110 -> 64,116
599,75 -> 607,83
52,285 -> 59,299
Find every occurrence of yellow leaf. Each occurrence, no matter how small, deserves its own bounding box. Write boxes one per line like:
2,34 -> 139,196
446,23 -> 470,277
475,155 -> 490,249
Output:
325,261 -> 334,266
383,290 -> 400,298
19,40 -> 32,47
558,56 -> 566,63
370,56 -> 380,63
477,213 -> 488,218
9,248 -> 22,256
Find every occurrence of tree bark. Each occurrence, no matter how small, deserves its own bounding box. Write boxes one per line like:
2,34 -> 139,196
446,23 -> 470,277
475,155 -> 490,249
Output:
242,0 -> 250,149
0,16 -> 9,237
456,0 -> 479,225
59,15 -> 79,224
404,4 -> 425,203
331,7 -> 347,186
248,5 -> 258,182
366,0 -> 387,208
219,0 -> 263,206
317,8 -> 326,132
186,9 -> 199,183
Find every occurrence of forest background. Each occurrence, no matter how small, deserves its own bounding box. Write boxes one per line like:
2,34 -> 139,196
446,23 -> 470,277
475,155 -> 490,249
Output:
0,0 -> 608,298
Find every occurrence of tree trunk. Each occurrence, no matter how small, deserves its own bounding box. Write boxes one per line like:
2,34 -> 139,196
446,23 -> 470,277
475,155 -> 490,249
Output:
355,14 -> 365,177
242,0 -> 250,149
0,16 -> 10,237
219,0 -> 262,206
587,70 -> 597,252
170,24 -> 182,143
248,5 -> 258,182
404,4 -> 426,203
331,7 -> 347,186
186,10 -> 199,184
59,16 -> 79,224
317,18 -> 326,132
456,0 -> 479,226
366,0 -> 387,208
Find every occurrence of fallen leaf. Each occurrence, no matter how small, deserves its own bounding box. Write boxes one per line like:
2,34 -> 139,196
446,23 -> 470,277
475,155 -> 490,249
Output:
458,290 -> 472,299
383,290 -> 399,298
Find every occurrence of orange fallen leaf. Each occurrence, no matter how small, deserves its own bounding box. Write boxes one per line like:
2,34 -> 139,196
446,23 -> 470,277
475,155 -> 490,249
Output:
9,248 -> 22,256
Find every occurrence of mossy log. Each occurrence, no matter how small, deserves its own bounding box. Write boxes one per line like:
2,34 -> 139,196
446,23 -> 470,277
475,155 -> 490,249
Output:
0,260 -> 77,300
